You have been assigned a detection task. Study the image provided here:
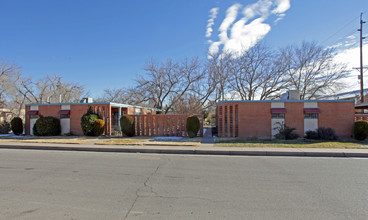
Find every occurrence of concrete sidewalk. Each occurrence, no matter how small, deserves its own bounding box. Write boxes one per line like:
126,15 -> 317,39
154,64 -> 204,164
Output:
1,141 -> 368,157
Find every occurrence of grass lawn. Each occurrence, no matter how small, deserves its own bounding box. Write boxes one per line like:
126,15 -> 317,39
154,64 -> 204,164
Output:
215,138 -> 368,149
0,136 -> 99,144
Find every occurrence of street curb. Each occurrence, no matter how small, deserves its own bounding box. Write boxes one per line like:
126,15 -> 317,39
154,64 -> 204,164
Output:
1,144 -> 368,158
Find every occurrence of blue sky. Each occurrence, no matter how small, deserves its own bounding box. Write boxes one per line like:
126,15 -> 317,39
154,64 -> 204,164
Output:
1,0 -> 367,97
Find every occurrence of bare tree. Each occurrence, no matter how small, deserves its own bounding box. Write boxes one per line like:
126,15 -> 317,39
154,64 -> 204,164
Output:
8,74 -> 85,110
0,60 -> 21,108
97,87 -> 151,107
170,94 -> 203,114
228,44 -> 272,100
220,44 -> 289,101
99,88 -> 126,103
258,50 -> 291,100
136,58 -> 204,114
280,41 -> 347,99
206,53 -> 232,101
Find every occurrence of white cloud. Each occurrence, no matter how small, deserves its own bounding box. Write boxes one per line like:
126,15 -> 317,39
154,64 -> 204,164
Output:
347,35 -> 356,40
206,7 -> 219,38
243,0 -> 273,20
274,13 -> 285,23
207,0 -> 291,57
208,41 -> 222,55
272,0 -> 290,14
326,42 -> 343,49
224,17 -> 271,55
218,4 -> 242,42
332,41 -> 368,92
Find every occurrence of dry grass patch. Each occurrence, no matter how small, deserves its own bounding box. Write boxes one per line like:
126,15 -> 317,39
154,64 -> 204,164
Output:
96,137 -> 201,146
215,138 -> 368,149
0,136 -> 98,144
145,141 -> 201,146
95,138 -> 151,145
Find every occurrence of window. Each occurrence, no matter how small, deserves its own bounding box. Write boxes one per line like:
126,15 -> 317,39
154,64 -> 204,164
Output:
58,109 -> 70,119
271,113 -> 285,119
60,114 -> 70,119
135,109 -> 141,115
304,113 -> 318,119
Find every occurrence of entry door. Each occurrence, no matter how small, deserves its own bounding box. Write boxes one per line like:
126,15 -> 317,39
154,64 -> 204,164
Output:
30,119 -> 37,135
61,118 -> 70,135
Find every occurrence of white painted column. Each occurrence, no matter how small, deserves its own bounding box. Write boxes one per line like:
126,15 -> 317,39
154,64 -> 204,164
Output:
118,107 -> 122,131
30,105 -> 39,135
271,102 -> 285,138
60,105 -> 70,135
304,102 -> 318,134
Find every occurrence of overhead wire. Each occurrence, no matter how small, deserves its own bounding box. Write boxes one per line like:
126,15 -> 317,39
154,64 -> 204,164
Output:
320,9 -> 368,46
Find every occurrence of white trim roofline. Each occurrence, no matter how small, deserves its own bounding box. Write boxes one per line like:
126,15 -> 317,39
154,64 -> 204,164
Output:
25,102 -> 162,112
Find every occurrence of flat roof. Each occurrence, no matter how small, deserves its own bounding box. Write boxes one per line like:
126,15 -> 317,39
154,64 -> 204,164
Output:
355,103 -> 368,109
25,102 -> 161,112
218,100 -> 355,103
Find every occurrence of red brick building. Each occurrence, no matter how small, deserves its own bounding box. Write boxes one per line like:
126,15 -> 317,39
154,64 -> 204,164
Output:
216,100 -> 355,139
25,102 -> 159,136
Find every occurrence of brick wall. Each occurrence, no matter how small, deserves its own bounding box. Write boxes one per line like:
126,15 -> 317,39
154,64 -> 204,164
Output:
25,104 -> 156,136
218,102 -> 271,138
70,104 -> 111,136
238,102 -> 271,138
127,107 -> 135,115
217,101 -> 354,139
284,102 -> 304,137
25,104 -> 111,136
318,102 -> 354,139
38,105 -> 61,118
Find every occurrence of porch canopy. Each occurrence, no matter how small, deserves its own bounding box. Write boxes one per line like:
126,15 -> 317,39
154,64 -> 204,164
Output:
26,110 -> 39,115
303,108 -> 320,114
270,108 -> 287,114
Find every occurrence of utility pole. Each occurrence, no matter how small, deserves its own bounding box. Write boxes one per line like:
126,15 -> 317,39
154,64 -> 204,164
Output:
358,13 -> 366,103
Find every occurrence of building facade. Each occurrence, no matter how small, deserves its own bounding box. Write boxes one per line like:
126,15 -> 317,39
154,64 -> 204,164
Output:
0,108 -> 25,123
216,100 -> 355,139
25,102 -> 159,136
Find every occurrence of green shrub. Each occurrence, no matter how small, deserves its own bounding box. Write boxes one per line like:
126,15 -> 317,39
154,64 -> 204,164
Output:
0,121 -> 11,134
186,115 -> 200,138
305,127 -> 338,140
317,127 -> 338,140
120,115 -> 135,137
354,120 -> 368,140
305,130 -> 319,139
94,119 -> 105,136
273,122 -> 299,140
81,106 -> 99,136
33,122 -> 39,136
33,116 -> 61,136
11,117 -> 23,135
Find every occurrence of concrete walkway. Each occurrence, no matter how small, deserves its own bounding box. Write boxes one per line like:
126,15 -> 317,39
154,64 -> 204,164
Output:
201,127 -> 214,144
1,141 -> 368,157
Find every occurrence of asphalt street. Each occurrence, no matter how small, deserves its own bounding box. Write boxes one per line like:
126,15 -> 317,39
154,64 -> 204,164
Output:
0,149 -> 367,220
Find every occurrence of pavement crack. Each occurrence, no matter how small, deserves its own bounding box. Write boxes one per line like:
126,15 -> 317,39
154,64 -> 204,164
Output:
153,195 -> 226,203
123,162 -> 162,219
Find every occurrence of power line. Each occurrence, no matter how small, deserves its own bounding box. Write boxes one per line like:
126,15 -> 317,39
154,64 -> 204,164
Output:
321,10 -> 368,45
328,29 -> 359,48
